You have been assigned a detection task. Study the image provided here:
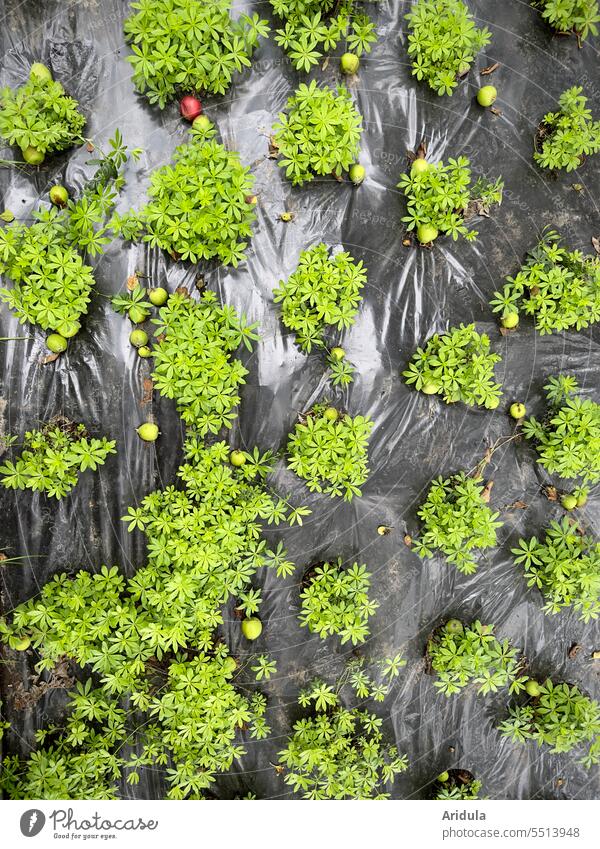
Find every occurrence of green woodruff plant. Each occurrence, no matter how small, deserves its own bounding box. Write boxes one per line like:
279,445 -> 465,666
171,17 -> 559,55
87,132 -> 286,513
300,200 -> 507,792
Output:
414,472 -> 502,575
0,64 -> 86,162
534,87 -> 600,172
522,375 -> 600,484
149,290 -> 258,432
434,772 -> 483,800
287,404 -> 373,501
491,231 -> 600,334
398,156 -> 503,243
278,658 -> 408,799
0,438 -> 306,798
123,0 -> 269,107
403,324 -> 503,409
299,559 -> 378,645
271,1 -> 377,72
513,517 -> 600,623
405,0 -> 491,96
112,127 -> 256,266
273,81 -> 363,186
273,243 -> 365,385
534,0 -> 600,43
0,420 -> 116,499
0,132 -> 138,341
499,680 -> 600,767
428,620 -> 527,697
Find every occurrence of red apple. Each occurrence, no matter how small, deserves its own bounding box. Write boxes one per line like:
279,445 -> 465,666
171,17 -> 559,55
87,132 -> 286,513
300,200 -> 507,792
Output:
180,95 -> 202,122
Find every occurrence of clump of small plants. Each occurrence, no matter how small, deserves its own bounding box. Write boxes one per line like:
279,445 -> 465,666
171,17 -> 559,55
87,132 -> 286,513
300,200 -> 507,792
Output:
271,1 -> 377,72
0,63 -> 86,163
278,658 -> 408,798
534,86 -> 600,172
427,620 -> 527,696
499,679 -> 600,767
491,231 -> 600,334
522,375 -> 600,484
0,132 -> 138,346
113,131 -> 256,266
273,243 -> 365,384
433,769 -> 482,800
534,0 -> 600,44
405,0 -> 492,96
287,404 -> 373,500
150,290 -> 257,433
414,472 -> 502,575
123,0 -> 269,107
0,419 -> 116,499
299,559 -> 378,645
272,81 -> 363,186
512,517 -> 600,622
403,323 -> 503,409
398,155 -> 503,243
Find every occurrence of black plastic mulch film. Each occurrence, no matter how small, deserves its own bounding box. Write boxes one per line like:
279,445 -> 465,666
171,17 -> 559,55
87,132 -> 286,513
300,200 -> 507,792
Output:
0,0 -> 599,801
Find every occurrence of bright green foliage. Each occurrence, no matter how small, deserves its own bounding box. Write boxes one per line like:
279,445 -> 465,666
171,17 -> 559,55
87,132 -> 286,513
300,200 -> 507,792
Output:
499,680 -> 600,767
535,0 -> 600,42
512,518 -> 600,622
398,157 -> 502,241
534,87 -> 600,172
273,243 -> 366,352
434,774 -> 482,799
287,404 -> 373,500
522,375 -> 600,483
0,74 -> 85,155
0,133 -> 135,334
123,0 -> 269,108
403,324 -> 503,409
273,81 -> 363,186
278,667 -> 408,799
405,0 -> 491,96
299,559 -> 378,644
428,620 -> 527,697
0,420 -> 116,500
150,290 -> 258,433
414,472 -> 502,575
0,438 -> 306,798
112,133 -> 256,266
491,231 -> 600,334
271,1 -> 377,71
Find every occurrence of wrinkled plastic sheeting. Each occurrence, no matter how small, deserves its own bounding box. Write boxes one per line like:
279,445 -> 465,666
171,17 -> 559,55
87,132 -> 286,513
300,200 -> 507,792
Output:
1,0 -> 599,800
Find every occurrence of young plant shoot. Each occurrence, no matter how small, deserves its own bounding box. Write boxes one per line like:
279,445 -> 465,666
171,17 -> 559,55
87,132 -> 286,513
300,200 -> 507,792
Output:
123,0 -> 269,107
398,156 -> 503,242
499,680 -> 600,767
299,559 -> 378,645
491,231 -> 600,334
113,131 -> 256,266
287,404 -> 373,500
0,66 -> 86,161
414,472 -> 503,574
434,769 -> 483,800
522,375 -> 600,484
0,420 -> 116,499
272,81 -> 363,186
428,620 -> 527,696
405,0 -> 492,96
512,517 -> 600,622
534,86 -> 600,171
271,1 -> 377,72
403,324 -> 503,409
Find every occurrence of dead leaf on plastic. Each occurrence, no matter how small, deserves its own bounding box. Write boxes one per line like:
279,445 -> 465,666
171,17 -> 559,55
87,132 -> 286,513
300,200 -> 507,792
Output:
592,236 -> 600,255
481,62 -> 500,75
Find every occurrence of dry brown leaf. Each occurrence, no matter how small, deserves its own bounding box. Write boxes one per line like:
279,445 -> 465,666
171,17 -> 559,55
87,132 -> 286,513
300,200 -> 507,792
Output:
592,236 -> 600,255
568,643 -> 582,659
127,274 -> 139,291
86,141 -> 95,153
544,485 -> 558,502
481,480 -> 494,503
403,534 -> 413,547
481,62 -> 500,75
490,106 -> 502,116
268,135 -> 279,158
141,379 -> 154,405
41,352 -> 60,365
508,500 -> 528,510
